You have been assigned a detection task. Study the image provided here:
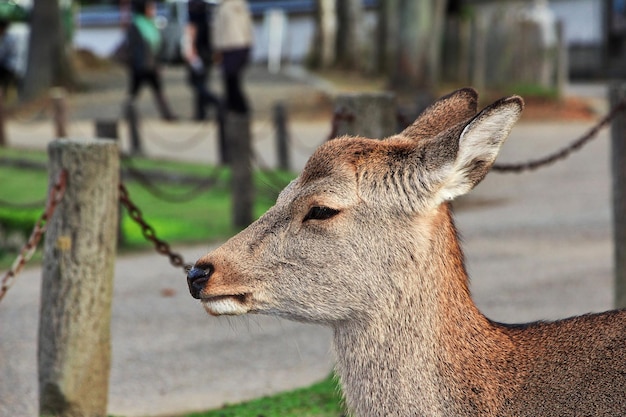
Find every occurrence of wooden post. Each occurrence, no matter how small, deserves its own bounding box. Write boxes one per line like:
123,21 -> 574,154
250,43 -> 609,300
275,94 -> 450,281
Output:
226,112 -> 254,228
124,100 -> 142,155
0,90 -> 6,147
273,102 -> 290,171
610,83 -> 626,309
94,119 -> 125,245
95,119 -> 118,140
51,87 -> 68,139
39,138 -> 119,417
334,92 -> 397,139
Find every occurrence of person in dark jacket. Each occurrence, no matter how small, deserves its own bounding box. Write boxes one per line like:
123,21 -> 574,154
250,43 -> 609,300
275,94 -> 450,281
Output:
126,0 -> 176,121
184,0 -> 222,122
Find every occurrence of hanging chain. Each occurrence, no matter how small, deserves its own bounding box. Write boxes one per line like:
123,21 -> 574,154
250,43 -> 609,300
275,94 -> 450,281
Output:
118,183 -> 192,273
0,170 -> 68,302
492,98 -> 626,173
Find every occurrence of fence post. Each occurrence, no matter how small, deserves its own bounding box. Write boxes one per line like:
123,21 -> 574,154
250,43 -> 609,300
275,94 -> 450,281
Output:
226,112 -> 254,228
333,92 -> 397,139
0,90 -> 6,147
95,119 -> 118,140
94,119 -> 126,245
610,83 -> 626,309
273,102 -> 290,171
124,101 -> 143,155
51,87 -> 68,139
39,138 -> 119,417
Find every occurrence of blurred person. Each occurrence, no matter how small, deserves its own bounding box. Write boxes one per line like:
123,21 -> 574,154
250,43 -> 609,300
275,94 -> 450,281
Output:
184,0 -> 222,122
125,0 -> 177,121
213,0 -> 253,114
0,19 -> 18,97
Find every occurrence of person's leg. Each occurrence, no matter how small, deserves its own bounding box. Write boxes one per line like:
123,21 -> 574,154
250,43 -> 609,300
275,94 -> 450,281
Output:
124,70 -> 142,120
221,49 -> 250,114
187,65 -> 207,120
128,69 -> 142,99
147,70 -> 177,121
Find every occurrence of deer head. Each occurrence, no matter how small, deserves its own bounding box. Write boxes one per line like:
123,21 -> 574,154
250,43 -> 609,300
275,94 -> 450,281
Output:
187,88 -> 524,324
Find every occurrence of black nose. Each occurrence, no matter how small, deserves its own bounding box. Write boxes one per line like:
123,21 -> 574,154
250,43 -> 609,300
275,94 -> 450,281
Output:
187,265 -> 212,299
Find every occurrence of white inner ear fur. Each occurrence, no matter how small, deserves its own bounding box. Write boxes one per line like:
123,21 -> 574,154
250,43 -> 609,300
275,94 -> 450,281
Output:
437,101 -> 522,203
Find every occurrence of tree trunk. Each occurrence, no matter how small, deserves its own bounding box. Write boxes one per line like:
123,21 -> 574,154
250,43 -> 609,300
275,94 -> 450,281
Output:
335,0 -> 363,70
390,0 -> 448,93
21,0 -> 75,102
377,0 -> 399,75
310,0 -> 337,68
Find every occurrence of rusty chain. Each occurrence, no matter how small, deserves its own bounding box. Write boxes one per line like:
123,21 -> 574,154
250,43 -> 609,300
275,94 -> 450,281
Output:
118,182 -> 192,273
0,170 -> 68,302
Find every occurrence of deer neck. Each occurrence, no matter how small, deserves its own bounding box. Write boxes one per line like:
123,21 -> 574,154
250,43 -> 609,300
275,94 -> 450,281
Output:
332,204 -> 515,417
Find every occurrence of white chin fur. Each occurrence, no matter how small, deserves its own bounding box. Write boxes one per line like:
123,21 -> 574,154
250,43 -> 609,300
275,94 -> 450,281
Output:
203,298 -> 248,316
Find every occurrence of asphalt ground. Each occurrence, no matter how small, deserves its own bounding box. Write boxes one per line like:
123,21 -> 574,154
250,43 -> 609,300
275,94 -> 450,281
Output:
0,64 -> 618,416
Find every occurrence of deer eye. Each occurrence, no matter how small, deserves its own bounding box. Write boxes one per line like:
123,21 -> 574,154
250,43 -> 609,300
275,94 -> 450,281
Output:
303,206 -> 340,222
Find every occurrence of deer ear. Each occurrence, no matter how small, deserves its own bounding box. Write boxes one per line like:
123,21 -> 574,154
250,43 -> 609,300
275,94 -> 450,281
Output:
401,88 -> 478,141
438,95 -> 524,202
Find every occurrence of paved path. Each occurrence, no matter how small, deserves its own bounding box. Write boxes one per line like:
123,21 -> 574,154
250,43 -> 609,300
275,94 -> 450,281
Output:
0,65 -> 619,416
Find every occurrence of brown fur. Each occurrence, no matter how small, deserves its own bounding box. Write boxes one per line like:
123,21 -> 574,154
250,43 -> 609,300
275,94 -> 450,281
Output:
187,88 -> 626,416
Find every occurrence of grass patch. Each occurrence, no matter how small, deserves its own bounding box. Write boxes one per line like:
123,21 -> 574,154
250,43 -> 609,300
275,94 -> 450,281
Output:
178,374 -> 345,417
0,148 -> 296,267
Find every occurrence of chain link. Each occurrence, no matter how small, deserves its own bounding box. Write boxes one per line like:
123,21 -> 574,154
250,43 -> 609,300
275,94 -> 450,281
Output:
118,182 -> 192,273
0,170 -> 67,302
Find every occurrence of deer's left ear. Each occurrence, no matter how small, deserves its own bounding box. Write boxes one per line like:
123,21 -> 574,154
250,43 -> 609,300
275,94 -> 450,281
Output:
402,87 -> 478,142
438,96 -> 524,202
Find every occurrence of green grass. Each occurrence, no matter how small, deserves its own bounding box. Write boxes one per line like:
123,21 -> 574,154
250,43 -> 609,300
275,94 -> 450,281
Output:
179,374 -> 345,417
107,374 -> 345,417
0,148 -> 295,266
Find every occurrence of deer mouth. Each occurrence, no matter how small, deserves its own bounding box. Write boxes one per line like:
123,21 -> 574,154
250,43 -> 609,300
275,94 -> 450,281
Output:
201,294 -> 250,316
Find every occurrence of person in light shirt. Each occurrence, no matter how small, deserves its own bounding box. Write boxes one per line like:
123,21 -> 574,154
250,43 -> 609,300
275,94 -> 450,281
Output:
212,0 -> 253,115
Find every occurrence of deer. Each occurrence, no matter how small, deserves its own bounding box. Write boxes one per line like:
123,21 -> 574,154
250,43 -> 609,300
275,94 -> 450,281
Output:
186,88 -> 626,416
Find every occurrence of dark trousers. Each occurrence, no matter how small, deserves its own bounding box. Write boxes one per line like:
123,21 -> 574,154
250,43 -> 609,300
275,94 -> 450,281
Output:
221,47 -> 250,114
187,65 -> 222,121
128,69 -> 175,120
129,69 -> 162,97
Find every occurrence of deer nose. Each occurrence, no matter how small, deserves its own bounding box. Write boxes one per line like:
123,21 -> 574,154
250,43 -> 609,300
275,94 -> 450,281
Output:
187,265 -> 212,299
